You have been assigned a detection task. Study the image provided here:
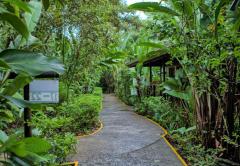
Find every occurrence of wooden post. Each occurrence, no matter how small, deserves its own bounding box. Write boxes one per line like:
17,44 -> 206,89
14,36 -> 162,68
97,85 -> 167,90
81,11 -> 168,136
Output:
159,66 -> 162,96
150,66 -> 152,83
24,85 -> 32,137
163,63 -> 166,82
150,65 -> 152,96
169,66 -> 175,77
159,66 -> 162,82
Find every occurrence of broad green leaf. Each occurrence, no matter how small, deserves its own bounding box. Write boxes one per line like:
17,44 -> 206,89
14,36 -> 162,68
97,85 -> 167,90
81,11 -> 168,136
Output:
11,34 -> 41,49
128,2 -> 179,16
3,73 -> 33,96
24,0 -> 42,33
42,0 -> 50,10
163,89 -> 190,101
0,130 -> 8,143
2,95 -> 42,109
4,0 -> 32,13
11,156 -> 31,166
0,49 -> 64,76
25,152 -> 49,162
170,0 -> 195,16
23,137 -> 51,153
0,160 -> 14,165
1,134 -> 28,157
0,110 -> 14,123
0,12 -> 29,39
10,142 -> 27,157
186,126 -> 196,132
0,7 -> 8,13
0,59 -> 10,69
25,35 -> 41,47
162,78 -> 180,91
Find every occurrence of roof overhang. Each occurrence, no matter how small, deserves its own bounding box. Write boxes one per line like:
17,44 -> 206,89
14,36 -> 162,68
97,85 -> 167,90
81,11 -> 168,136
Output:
127,54 -> 177,67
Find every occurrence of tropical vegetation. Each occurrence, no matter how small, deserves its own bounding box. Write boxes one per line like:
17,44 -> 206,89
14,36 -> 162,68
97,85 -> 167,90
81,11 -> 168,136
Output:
0,0 -> 239,165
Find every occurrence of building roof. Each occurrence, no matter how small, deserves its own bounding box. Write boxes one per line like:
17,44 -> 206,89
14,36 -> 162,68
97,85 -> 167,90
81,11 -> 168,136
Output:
126,53 -> 175,67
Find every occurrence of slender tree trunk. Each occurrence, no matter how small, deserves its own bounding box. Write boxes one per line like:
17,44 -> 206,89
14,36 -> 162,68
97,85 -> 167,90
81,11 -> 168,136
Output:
194,89 -> 220,148
224,56 -> 238,161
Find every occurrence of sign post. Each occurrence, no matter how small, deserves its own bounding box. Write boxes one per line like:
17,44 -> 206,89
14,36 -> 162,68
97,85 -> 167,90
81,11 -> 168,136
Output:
9,72 -> 60,138
24,84 -> 32,137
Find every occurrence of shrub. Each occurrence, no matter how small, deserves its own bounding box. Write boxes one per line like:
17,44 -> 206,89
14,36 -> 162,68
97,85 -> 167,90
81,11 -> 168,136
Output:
135,96 -> 185,131
172,132 -> 221,166
32,88 -> 103,163
49,132 -> 76,163
59,93 -> 102,134
32,111 -> 74,136
31,110 -> 77,163
93,87 -> 103,96
135,96 -> 221,165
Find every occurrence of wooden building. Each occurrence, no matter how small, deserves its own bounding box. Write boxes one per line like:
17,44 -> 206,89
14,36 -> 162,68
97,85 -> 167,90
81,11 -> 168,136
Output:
126,54 -> 179,96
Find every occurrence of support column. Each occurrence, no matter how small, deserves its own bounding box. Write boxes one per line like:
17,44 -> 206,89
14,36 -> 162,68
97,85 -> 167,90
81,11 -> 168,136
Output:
163,63 -> 166,82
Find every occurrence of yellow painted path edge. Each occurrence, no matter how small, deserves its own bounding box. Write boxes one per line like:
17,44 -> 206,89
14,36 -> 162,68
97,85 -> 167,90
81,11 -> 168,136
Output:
76,120 -> 103,139
61,161 -> 78,166
66,121 -> 103,165
135,113 -> 188,166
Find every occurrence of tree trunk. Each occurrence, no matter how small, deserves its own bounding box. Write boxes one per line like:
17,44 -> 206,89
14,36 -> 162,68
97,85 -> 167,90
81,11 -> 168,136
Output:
223,56 -> 238,161
194,90 -> 220,148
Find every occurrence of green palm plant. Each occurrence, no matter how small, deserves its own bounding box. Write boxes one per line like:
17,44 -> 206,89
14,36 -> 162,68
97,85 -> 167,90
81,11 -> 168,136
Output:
161,69 -> 193,126
162,69 -> 191,101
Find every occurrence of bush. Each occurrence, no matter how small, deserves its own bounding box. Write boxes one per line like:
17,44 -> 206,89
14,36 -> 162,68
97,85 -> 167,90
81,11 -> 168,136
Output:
59,93 -> 102,134
49,132 -> 76,163
31,110 -> 77,163
135,96 -> 221,165
32,87 -> 103,163
93,87 -> 103,96
172,132 -> 221,166
135,96 -> 185,131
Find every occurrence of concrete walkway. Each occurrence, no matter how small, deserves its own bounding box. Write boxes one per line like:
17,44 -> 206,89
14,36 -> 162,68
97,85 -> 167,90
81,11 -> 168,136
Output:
70,94 -> 183,166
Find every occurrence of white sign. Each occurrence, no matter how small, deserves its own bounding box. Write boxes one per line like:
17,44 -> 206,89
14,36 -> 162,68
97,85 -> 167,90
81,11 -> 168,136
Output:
29,80 -> 59,103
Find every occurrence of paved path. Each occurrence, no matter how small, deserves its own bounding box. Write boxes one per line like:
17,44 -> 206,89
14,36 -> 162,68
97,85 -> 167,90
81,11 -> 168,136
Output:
70,94 -> 182,166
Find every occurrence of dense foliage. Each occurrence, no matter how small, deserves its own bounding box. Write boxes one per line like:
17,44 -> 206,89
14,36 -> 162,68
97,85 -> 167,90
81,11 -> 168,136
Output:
0,0 -> 239,165
113,0 -> 240,165
58,88 -> 102,134
31,87 -> 103,163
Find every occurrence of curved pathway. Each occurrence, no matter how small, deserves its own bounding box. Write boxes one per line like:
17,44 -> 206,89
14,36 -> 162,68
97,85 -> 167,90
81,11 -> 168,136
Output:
70,94 -> 183,166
